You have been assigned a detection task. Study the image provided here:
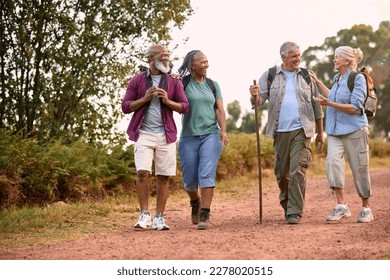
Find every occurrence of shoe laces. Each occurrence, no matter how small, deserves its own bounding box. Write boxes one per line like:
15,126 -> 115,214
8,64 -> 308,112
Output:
330,207 -> 342,216
140,210 -> 150,220
359,208 -> 369,217
199,211 -> 210,222
155,212 -> 164,220
155,216 -> 166,226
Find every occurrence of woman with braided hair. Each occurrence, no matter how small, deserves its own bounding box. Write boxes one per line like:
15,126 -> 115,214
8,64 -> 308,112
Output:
177,50 -> 228,230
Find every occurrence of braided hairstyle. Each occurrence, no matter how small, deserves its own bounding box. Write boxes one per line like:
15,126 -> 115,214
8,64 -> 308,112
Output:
178,50 -> 201,77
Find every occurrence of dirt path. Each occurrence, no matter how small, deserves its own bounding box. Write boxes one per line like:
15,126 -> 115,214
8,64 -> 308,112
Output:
1,168 -> 389,260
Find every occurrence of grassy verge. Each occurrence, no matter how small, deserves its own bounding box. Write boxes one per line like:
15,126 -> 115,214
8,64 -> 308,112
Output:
0,195 -> 138,248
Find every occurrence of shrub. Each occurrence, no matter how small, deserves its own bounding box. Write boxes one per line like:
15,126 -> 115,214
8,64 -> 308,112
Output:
1,130 -> 389,208
218,133 -> 274,179
0,130 -> 137,207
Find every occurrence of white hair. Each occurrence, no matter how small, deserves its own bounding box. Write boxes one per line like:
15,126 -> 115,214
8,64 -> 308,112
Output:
335,46 -> 364,71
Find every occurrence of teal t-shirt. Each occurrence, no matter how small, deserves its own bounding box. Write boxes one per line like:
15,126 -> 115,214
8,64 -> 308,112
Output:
181,77 -> 222,136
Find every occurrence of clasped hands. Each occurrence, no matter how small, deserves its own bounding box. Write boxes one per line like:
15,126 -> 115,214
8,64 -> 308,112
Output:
145,86 -> 168,102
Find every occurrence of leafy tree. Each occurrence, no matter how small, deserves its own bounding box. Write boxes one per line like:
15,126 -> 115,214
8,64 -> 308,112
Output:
226,100 -> 241,132
302,21 -> 390,136
0,0 -> 193,143
225,100 -> 264,134
239,110 -> 257,133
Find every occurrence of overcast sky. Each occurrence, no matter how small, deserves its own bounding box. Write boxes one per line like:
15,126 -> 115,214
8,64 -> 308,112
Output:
119,0 -> 389,134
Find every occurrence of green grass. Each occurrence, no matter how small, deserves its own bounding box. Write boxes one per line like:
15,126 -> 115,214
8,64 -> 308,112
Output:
0,195 -> 139,248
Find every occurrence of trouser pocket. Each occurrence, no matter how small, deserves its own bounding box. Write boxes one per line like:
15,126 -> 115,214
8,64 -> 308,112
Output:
299,144 -> 312,169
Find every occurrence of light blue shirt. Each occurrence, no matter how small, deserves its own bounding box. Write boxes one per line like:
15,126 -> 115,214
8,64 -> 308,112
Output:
254,66 -> 324,138
277,70 -> 303,132
325,71 -> 368,136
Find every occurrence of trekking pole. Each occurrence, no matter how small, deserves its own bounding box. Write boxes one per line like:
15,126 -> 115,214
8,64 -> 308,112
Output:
253,79 -> 263,224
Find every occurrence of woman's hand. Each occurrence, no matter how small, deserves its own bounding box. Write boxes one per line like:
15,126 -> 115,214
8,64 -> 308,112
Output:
313,95 -> 330,106
169,73 -> 182,80
308,70 -> 319,83
220,130 -> 228,146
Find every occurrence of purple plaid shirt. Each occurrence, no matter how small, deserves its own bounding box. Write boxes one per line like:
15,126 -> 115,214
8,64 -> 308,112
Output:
122,70 -> 189,143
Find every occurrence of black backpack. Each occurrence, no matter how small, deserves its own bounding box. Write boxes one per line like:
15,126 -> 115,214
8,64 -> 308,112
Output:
182,75 -> 218,109
346,67 -> 377,118
267,66 -> 311,93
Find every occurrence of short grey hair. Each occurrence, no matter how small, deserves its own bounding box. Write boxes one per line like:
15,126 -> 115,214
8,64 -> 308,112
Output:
280,41 -> 299,57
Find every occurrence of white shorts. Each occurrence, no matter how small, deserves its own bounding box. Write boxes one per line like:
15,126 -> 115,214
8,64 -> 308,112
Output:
134,130 -> 176,176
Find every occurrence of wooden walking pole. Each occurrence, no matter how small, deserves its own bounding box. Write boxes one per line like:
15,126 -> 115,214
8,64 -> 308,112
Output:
253,79 -> 263,224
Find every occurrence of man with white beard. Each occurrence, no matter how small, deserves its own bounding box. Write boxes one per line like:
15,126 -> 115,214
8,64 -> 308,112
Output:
122,45 -> 189,230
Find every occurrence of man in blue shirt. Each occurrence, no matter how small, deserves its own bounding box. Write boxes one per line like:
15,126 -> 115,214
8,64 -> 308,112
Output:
249,41 -> 324,224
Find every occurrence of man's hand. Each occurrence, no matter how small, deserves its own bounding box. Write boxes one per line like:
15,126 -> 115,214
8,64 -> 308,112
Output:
315,132 -> 325,152
249,83 -> 260,105
154,87 -> 169,104
144,86 -> 157,102
249,84 -> 259,97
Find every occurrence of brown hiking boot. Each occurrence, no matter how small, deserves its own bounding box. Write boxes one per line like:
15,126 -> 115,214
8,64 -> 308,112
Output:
190,198 -> 200,224
197,209 -> 210,230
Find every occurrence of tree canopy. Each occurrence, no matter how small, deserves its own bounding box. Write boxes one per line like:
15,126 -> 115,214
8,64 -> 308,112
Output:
226,21 -> 390,137
0,0 -> 192,143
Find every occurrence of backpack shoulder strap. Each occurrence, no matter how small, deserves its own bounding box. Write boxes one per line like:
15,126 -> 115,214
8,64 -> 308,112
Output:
159,73 -> 168,90
205,77 -> 216,96
347,71 -> 358,92
182,75 -> 191,90
145,71 -> 152,89
300,67 -> 311,86
267,67 -> 311,91
267,66 -> 277,92
206,77 -> 218,109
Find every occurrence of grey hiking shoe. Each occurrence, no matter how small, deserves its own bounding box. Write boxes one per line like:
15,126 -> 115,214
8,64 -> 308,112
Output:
197,209 -> 210,230
286,214 -> 301,224
357,207 -> 374,223
326,204 -> 351,221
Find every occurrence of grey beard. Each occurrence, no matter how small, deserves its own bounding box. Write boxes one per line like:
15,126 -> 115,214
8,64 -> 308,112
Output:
155,59 -> 170,74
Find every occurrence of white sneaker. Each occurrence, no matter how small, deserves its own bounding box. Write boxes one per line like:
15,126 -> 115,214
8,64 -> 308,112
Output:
134,210 -> 152,228
152,214 -> 169,231
326,204 -> 351,221
357,207 -> 374,223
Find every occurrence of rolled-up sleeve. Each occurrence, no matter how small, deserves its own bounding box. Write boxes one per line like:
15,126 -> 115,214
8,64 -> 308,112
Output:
173,80 -> 189,114
121,80 -> 134,114
351,74 -> 366,110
